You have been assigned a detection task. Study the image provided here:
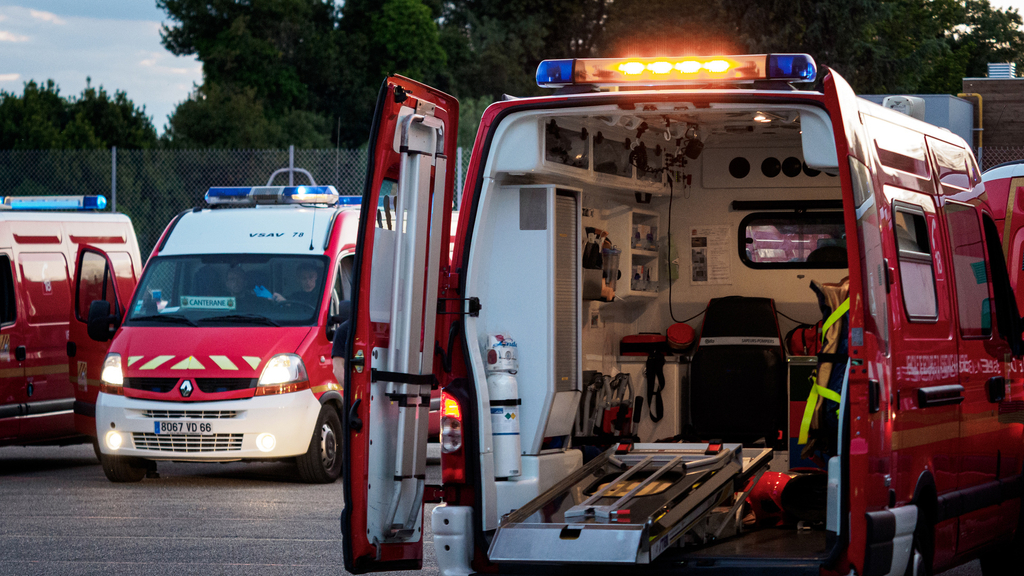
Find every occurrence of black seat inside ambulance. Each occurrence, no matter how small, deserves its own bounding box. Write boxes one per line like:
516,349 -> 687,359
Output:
690,296 -> 787,448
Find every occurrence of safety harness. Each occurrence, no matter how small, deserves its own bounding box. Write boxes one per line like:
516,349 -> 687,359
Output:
797,296 -> 849,446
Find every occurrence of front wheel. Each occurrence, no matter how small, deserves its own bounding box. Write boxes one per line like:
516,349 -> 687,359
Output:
100,454 -> 147,483
297,406 -> 342,484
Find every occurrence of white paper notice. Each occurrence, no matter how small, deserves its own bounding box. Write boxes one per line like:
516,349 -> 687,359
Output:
690,226 -> 732,285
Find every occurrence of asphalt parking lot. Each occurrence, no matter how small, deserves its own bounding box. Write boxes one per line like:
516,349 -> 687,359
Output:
0,443 -> 440,576
0,443 -> 984,576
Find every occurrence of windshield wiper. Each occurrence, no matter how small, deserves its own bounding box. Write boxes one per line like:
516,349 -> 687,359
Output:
198,314 -> 280,327
130,314 -> 198,327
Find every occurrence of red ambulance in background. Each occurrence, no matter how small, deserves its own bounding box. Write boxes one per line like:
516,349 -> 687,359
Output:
340,55 -> 1024,576
0,195 -> 141,451
83,191 -> 361,483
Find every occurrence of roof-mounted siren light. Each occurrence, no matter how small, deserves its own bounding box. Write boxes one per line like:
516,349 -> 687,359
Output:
205,186 -> 341,207
536,54 -> 817,88
882,96 -> 926,121
0,195 -> 108,211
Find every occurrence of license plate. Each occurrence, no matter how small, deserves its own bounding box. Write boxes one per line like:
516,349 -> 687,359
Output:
154,421 -> 214,435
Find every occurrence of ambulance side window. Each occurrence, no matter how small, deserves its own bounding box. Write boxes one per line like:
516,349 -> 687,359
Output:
945,201 -> 992,337
893,202 -> 938,321
375,179 -> 397,230
0,255 -> 15,325
77,251 -> 117,321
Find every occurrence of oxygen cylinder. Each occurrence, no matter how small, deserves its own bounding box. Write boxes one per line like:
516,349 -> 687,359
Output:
484,334 -> 521,478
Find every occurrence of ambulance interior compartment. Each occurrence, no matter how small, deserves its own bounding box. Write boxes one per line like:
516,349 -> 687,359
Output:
461,99 -> 847,560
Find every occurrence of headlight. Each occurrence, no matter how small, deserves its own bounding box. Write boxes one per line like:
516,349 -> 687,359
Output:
100,354 -> 124,395
255,354 -> 309,396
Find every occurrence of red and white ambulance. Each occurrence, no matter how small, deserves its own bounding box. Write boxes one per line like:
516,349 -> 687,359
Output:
87,188 -> 360,482
0,195 -> 141,451
340,56 -> 1024,576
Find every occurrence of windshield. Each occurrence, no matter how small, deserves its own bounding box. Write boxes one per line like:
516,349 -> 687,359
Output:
127,254 -> 328,327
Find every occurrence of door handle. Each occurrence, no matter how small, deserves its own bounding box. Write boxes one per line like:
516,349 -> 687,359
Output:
14,346 -> 25,361
918,384 -> 964,408
347,398 -> 363,432
986,377 -> 1006,403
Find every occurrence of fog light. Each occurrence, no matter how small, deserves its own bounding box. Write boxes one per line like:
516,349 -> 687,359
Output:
256,433 -> 276,452
105,431 -> 123,451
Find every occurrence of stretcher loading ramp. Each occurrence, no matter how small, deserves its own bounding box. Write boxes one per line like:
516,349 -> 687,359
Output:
487,443 -> 773,565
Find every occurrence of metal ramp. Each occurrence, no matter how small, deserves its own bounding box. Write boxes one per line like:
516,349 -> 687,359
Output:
488,443 -> 773,565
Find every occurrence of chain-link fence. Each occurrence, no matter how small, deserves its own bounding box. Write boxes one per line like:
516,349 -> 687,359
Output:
979,147 -> 1024,172
0,147 -> 473,258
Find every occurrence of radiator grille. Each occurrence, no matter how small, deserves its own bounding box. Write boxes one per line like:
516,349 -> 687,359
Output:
131,433 -> 243,452
196,378 -> 256,393
141,410 -> 238,419
125,378 -> 177,393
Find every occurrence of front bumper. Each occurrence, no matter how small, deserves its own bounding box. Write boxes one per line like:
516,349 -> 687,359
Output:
95,391 -> 321,461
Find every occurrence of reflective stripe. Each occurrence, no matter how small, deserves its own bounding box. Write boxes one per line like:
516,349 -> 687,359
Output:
140,355 -> 174,370
127,356 -> 143,366
209,355 -> 238,370
820,298 -> 850,344
243,356 -> 261,369
171,356 -> 205,370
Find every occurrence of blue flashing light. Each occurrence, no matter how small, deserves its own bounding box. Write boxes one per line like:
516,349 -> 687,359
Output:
767,54 -> 816,82
1,195 -> 108,211
536,59 -> 575,88
337,196 -> 362,206
205,185 -> 341,206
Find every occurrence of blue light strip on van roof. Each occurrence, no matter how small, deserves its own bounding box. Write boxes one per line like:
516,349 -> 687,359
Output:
0,195 -> 108,211
205,186 -> 341,206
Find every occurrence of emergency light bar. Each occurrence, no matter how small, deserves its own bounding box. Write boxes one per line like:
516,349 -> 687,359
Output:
0,195 -> 108,211
536,54 -> 817,88
205,186 -> 341,206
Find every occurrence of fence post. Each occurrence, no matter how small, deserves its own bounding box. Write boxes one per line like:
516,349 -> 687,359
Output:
111,146 -> 117,212
456,147 -> 463,209
289,145 -> 295,186
978,146 -> 983,171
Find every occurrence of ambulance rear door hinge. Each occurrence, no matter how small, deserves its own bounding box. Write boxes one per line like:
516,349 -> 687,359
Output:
437,297 -> 480,317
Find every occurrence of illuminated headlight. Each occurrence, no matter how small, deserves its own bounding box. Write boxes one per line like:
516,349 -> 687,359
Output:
105,431 -> 123,451
256,433 -> 277,452
101,354 -> 123,386
258,354 -> 307,386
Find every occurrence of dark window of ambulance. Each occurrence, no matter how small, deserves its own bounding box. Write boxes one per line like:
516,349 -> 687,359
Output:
76,251 -> 118,321
740,212 -> 847,269
893,202 -> 938,321
945,201 -> 992,337
0,255 -> 15,325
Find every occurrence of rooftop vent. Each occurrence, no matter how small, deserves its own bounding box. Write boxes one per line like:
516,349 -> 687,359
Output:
988,62 -> 1016,78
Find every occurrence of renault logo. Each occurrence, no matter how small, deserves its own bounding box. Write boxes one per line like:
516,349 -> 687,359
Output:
179,380 -> 193,398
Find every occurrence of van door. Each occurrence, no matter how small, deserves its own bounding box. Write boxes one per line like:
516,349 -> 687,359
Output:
68,245 -> 137,437
16,250 -> 73,441
341,76 -> 458,572
0,251 -> 23,442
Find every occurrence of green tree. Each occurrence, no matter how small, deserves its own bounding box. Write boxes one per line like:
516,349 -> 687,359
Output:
0,79 -> 157,149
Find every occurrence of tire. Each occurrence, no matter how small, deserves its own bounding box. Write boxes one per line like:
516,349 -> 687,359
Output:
100,454 -> 147,483
905,520 -> 933,576
297,406 -> 342,484
92,439 -> 102,462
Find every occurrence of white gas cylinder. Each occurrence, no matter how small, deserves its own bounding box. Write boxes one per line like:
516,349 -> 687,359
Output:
486,371 -> 521,478
485,334 -> 518,374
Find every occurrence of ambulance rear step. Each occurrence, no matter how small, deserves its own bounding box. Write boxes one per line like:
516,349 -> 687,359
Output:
487,443 -> 773,565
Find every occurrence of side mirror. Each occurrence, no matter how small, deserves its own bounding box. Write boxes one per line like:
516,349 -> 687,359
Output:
87,300 -> 117,342
325,314 -> 345,341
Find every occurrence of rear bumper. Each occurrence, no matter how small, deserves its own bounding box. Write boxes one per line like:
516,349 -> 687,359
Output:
95,390 -> 320,461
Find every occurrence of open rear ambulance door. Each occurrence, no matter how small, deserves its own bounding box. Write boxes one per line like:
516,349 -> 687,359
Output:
820,68 -> 889,576
341,76 -> 458,573
68,244 -> 137,437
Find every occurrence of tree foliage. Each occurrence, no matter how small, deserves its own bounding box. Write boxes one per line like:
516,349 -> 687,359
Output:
0,80 -> 158,150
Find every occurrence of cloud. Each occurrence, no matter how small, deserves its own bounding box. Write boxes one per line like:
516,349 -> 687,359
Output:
0,30 -> 29,42
0,73 -> 21,82
139,58 -> 157,67
28,10 -> 65,25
